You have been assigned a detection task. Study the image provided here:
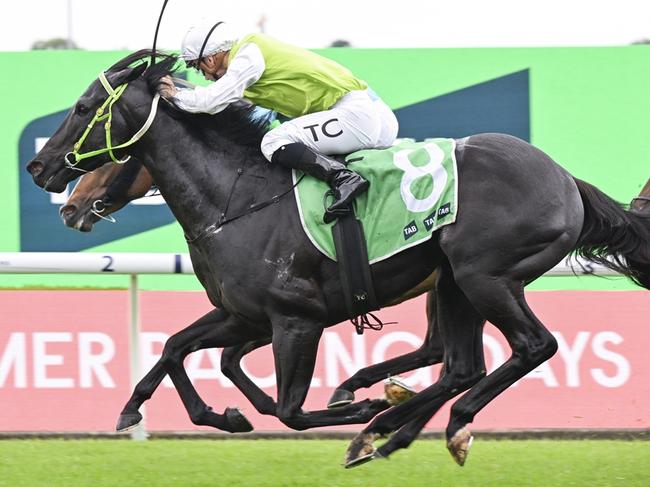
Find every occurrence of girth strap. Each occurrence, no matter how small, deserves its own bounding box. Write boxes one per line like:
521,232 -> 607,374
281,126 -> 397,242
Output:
331,211 -> 386,334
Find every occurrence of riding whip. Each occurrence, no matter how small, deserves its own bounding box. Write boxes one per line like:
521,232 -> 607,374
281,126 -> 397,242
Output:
151,0 -> 170,67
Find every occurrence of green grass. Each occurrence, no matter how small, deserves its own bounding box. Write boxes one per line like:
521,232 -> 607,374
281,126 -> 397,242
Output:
0,439 -> 648,487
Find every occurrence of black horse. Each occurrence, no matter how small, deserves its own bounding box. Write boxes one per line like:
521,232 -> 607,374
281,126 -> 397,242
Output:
60,154 -> 650,440
27,51 -> 650,466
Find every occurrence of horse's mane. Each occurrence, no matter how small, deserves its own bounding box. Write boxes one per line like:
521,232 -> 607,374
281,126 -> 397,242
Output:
108,49 -> 272,148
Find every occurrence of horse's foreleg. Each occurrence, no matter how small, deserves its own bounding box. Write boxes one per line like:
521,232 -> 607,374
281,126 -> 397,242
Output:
220,337 -> 276,415
270,316 -> 390,431
156,308 -> 264,433
329,291 -> 443,408
117,308 -> 231,431
116,360 -> 165,432
116,334 -> 273,432
345,262 -> 486,468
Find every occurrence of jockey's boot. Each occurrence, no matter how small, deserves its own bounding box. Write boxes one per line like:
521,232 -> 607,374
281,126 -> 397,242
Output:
271,143 -> 369,223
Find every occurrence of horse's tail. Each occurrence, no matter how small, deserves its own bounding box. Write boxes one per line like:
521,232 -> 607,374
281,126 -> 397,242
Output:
573,177 -> 650,289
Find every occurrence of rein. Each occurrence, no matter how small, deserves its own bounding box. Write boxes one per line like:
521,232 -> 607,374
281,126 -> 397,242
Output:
64,72 -> 161,172
185,170 -> 305,243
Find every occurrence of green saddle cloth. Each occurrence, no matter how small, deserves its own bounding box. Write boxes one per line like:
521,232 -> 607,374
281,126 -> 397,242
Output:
293,138 -> 458,263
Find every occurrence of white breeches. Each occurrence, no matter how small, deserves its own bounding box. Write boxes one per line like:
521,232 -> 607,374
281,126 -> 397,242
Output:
260,89 -> 399,161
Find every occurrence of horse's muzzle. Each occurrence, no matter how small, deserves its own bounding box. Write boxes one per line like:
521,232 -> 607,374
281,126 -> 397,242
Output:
27,160 -> 69,193
26,159 -> 44,178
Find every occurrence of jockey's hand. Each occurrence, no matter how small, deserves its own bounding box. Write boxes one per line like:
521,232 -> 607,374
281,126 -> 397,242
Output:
157,75 -> 177,100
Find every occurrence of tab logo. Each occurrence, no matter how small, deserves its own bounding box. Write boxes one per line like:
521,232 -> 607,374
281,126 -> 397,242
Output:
437,203 -> 452,219
403,220 -> 419,240
423,211 -> 437,231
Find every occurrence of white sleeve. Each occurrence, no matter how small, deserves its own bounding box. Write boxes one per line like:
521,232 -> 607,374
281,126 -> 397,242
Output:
173,43 -> 265,114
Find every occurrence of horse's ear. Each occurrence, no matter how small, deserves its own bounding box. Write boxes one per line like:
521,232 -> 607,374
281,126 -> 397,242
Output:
109,62 -> 148,86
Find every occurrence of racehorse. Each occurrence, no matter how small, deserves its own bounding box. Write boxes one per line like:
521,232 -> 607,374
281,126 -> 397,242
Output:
60,155 -> 650,430
28,51 -> 650,466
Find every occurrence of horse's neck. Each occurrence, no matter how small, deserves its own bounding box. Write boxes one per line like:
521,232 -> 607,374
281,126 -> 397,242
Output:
136,131 -> 248,238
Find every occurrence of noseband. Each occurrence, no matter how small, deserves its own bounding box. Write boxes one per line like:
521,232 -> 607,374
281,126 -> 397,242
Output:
64,71 -> 161,172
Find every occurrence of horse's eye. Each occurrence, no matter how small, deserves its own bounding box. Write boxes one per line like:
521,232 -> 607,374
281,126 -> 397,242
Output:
75,104 -> 90,115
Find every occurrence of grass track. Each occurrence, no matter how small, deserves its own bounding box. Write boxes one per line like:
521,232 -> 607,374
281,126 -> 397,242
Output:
0,439 -> 649,486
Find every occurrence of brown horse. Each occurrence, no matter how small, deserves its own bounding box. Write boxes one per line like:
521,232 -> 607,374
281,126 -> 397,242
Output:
59,159 -> 154,231
632,178 -> 650,214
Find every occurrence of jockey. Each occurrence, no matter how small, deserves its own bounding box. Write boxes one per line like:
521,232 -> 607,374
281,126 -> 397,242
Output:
159,21 -> 399,222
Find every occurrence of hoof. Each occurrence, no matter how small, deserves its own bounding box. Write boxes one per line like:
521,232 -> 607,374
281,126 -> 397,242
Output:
328,389 -> 355,409
384,376 -> 417,406
116,412 -> 143,432
225,407 -> 254,433
344,452 -> 375,469
344,432 -> 379,468
447,427 -> 474,466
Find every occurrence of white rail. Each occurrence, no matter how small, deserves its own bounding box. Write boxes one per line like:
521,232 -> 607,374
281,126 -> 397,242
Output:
0,252 -> 620,276
0,252 -> 194,274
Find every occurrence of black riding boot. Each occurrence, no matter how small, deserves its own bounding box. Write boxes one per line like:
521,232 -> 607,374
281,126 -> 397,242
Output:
271,143 -> 369,223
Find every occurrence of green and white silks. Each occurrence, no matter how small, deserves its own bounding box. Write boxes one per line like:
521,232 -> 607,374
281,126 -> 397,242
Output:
293,138 -> 458,263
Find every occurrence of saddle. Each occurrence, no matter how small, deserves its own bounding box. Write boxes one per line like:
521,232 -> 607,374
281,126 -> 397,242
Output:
294,139 -> 459,330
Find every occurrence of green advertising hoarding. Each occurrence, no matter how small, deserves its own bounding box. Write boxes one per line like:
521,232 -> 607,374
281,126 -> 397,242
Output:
1,46 -> 648,290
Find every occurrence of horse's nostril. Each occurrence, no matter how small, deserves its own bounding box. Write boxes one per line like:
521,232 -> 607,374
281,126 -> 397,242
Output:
27,160 -> 44,177
59,204 -> 77,219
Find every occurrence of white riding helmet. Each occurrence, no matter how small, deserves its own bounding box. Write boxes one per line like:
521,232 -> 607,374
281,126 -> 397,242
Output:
180,21 -> 240,64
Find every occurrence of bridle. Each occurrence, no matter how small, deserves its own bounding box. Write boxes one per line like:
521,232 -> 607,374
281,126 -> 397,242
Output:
90,199 -> 117,223
90,159 -> 160,224
64,71 -> 161,173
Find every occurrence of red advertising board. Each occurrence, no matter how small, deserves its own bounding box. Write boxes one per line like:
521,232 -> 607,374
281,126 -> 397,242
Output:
0,290 -> 648,432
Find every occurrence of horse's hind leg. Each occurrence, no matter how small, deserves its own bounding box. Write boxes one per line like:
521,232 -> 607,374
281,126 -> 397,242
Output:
328,291 -> 443,408
352,263 -> 562,466
442,273 -> 558,464
345,261 -> 486,467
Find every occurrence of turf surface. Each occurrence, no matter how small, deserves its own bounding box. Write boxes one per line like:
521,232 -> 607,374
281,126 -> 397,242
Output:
0,439 -> 648,486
